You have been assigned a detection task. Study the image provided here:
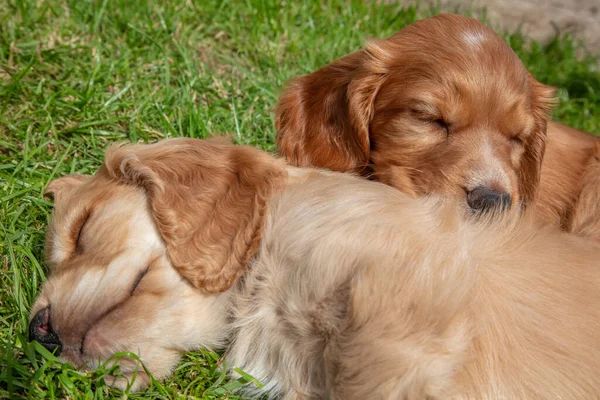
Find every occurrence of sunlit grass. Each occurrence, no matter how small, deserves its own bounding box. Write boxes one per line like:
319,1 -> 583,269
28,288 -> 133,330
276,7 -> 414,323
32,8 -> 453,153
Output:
1,0 -> 599,398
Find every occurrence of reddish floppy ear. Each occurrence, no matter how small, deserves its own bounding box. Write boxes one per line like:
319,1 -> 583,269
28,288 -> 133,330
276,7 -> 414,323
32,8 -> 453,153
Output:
570,143 -> 600,238
518,78 -> 556,208
103,138 -> 287,293
275,46 -> 386,174
44,175 -> 90,203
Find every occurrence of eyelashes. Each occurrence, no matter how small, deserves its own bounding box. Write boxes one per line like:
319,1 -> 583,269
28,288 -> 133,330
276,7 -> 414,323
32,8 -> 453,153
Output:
130,266 -> 150,295
510,136 -> 524,146
408,107 -> 451,135
429,118 -> 451,135
417,117 -> 451,137
71,209 -> 92,256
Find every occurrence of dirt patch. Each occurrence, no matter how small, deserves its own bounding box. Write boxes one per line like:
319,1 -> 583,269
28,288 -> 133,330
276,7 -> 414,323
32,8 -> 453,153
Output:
409,0 -> 600,56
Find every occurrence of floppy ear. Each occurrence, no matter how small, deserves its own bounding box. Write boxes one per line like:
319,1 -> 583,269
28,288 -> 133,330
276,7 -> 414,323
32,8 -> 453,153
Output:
570,143 -> 600,238
44,175 -> 90,203
517,78 -> 556,208
103,138 -> 286,293
275,46 -> 386,174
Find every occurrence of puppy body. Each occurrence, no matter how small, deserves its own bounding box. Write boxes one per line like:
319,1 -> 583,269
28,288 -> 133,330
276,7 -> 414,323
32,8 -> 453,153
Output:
230,170 -> 600,399
539,122 -> 600,232
31,139 -> 600,399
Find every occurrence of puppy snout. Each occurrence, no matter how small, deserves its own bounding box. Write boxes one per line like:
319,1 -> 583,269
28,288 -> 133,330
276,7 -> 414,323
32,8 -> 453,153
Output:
29,306 -> 62,356
467,186 -> 512,213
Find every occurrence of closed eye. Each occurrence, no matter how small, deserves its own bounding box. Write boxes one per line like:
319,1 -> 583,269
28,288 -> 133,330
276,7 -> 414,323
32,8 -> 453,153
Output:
408,103 -> 450,134
430,118 -> 450,134
131,266 -> 150,295
72,209 -> 92,256
510,136 -> 524,145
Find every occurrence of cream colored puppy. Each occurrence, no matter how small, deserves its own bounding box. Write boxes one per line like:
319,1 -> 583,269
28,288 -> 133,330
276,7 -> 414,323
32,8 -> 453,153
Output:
30,138 -> 600,399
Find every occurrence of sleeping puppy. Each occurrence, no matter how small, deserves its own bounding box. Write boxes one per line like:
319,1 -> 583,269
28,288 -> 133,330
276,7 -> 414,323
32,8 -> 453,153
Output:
29,138 -> 600,399
275,13 -> 600,237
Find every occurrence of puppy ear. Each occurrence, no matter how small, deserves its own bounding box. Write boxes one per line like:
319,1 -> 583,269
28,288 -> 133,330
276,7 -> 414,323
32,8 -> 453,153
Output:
44,175 -> 90,203
570,143 -> 600,237
518,78 -> 556,208
103,139 -> 286,293
275,46 -> 386,174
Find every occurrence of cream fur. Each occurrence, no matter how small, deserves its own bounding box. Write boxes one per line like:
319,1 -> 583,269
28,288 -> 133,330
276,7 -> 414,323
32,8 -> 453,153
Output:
31,140 -> 600,399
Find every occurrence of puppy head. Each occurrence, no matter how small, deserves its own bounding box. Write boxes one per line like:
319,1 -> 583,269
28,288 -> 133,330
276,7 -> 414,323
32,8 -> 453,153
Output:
29,139 -> 286,390
276,14 -> 555,213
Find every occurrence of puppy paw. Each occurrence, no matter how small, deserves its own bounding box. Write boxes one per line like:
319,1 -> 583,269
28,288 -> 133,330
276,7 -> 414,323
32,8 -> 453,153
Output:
104,369 -> 150,392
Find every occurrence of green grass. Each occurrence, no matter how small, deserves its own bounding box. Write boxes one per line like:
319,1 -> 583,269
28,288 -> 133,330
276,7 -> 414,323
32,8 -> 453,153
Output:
0,0 -> 599,398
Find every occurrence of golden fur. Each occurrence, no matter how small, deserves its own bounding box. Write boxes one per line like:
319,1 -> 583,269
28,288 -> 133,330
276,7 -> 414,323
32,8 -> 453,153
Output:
538,123 -> 600,234
275,14 -> 600,237
31,138 -> 600,398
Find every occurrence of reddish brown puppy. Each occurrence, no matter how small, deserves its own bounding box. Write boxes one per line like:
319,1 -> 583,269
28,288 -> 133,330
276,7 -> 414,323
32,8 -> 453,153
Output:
276,14 -> 600,235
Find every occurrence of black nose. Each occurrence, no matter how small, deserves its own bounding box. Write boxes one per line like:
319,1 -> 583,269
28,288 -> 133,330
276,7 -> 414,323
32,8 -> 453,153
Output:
467,186 -> 512,213
29,306 -> 62,356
